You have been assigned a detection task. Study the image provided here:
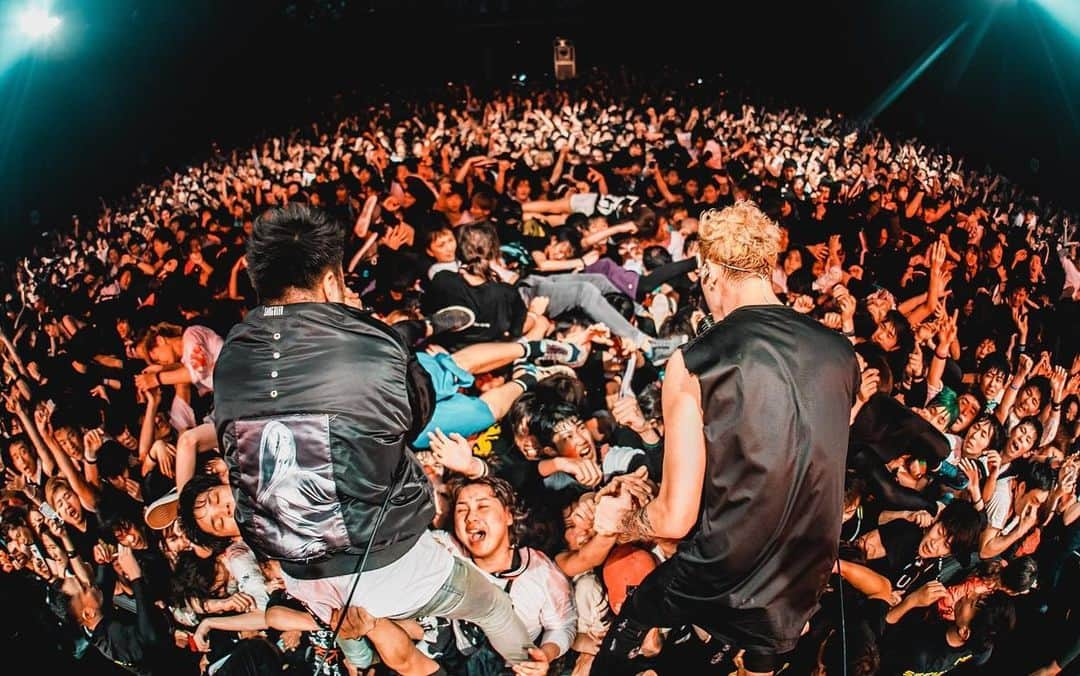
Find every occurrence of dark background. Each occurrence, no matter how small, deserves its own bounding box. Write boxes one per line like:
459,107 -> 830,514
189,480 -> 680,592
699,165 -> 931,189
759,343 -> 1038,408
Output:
1,0 -> 1078,257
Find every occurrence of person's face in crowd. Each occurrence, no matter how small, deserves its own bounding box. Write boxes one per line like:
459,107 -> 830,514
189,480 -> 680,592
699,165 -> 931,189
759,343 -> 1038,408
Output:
50,484 -> 84,526
1005,421 -> 1039,462
664,169 -> 680,187
42,534 -> 67,567
54,426 -> 84,461
0,550 -> 13,574
107,248 -> 120,267
782,249 -> 803,277
113,522 -> 147,549
426,230 -> 457,263
445,192 -> 463,213
1008,286 -> 1029,310
782,165 -> 796,183
551,416 -> 596,461
454,483 -> 513,561
964,246 -> 980,269
152,239 -> 169,259
961,419 -> 995,459
701,183 -> 719,204
1012,479 -> 1050,520
192,484 -> 241,539
149,336 -> 178,365
562,501 -> 593,551
513,179 -> 532,202
952,394 -> 982,434
60,576 -> 104,628
513,420 -> 544,460
976,339 -> 996,363
115,318 -> 131,341
310,193 -> 323,208
872,318 -> 899,352
684,178 -> 700,199
918,520 -> 955,559
118,268 -> 133,291
29,509 -> 44,533
988,242 -> 1004,267
163,521 -> 192,558
751,158 -> 765,176
7,523 -> 33,549
980,368 -> 1007,402
1029,254 -> 1043,278
1014,385 -> 1043,420
243,219 -> 254,236
1066,400 -> 1080,425
9,439 -> 37,476
545,237 -> 574,261
44,321 -> 60,339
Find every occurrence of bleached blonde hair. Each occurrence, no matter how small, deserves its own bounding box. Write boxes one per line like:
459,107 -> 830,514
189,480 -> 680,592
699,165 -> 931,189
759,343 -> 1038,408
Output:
698,201 -> 781,280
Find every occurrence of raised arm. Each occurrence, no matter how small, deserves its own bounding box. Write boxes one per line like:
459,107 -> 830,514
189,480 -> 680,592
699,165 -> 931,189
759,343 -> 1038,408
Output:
594,349 -> 705,541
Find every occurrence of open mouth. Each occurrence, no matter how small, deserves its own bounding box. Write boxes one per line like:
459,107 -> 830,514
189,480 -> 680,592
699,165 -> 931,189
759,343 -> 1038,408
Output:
66,507 -> 79,520
466,526 -> 487,544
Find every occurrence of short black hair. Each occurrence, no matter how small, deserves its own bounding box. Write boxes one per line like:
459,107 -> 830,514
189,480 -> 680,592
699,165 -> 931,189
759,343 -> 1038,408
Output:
999,555 -> 1038,595
246,204 -> 344,303
938,500 -> 985,558
96,440 -> 131,481
967,592 -> 1016,652
1017,460 -> 1056,494
178,473 -> 233,550
527,399 -> 582,449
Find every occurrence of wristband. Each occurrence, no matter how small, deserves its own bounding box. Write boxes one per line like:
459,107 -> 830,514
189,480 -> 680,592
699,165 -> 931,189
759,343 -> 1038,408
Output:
1009,383 -> 1022,391
66,550 -> 78,558
84,456 -> 97,465
1052,403 -> 1062,411
935,351 -> 949,360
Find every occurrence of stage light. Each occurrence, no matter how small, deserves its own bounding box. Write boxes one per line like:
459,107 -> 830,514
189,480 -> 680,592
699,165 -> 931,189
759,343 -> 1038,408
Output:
16,7 -> 61,39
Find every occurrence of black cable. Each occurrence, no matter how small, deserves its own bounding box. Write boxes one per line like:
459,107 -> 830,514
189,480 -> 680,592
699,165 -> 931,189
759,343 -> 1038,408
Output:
836,558 -> 848,676
315,478 -> 396,672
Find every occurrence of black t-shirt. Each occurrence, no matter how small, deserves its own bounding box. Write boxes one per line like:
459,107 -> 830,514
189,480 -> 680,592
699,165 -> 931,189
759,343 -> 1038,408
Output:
423,271 -> 526,349
65,512 -> 103,564
872,519 -> 941,592
880,618 -> 991,675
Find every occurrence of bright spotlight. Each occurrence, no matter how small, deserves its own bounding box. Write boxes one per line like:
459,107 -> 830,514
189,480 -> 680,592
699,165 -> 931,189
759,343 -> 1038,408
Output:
17,7 -> 61,39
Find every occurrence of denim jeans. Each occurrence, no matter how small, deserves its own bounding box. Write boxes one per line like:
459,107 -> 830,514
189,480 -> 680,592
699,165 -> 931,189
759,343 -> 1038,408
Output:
409,556 -> 533,663
520,274 -> 647,344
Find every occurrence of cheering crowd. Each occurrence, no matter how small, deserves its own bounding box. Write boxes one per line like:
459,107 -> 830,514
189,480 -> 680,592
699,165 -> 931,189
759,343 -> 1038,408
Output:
1,70 -> 1079,675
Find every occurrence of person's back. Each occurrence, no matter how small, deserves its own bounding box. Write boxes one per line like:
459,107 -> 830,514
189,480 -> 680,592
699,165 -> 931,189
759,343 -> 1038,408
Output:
214,300 -> 434,577
681,305 -> 858,652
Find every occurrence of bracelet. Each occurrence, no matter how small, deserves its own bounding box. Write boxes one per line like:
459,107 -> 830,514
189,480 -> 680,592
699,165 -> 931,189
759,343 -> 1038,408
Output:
1009,383 -> 1022,391
1052,402 -> 1062,410
935,351 -> 949,360
66,550 -> 78,558
84,456 -> 97,465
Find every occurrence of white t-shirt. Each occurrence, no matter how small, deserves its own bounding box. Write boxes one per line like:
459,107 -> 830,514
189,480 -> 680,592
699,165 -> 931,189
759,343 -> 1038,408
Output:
182,325 -> 224,395
984,476 -> 1015,532
432,531 -> 577,657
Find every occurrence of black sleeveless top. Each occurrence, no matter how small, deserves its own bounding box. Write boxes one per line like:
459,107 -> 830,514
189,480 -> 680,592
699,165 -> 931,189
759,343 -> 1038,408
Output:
679,304 -> 859,653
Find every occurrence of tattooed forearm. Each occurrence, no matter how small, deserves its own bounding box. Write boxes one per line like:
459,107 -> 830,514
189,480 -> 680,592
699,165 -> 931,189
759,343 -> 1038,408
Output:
617,505 -> 656,544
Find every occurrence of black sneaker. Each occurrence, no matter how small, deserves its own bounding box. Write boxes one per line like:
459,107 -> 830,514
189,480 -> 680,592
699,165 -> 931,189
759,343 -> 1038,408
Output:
428,306 -> 476,335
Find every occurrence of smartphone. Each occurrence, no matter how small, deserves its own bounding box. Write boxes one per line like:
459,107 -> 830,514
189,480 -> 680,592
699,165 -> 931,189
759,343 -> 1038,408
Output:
39,503 -> 63,526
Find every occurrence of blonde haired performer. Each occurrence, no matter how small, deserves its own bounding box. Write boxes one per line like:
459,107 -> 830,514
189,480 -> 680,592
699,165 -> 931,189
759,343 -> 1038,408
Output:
593,202 -> 861,675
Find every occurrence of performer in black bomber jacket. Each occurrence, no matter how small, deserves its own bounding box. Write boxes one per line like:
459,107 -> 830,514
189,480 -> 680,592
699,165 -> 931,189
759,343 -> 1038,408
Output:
593,202 -> 860,675
204,204 -> 533,665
